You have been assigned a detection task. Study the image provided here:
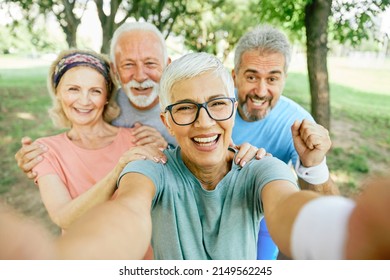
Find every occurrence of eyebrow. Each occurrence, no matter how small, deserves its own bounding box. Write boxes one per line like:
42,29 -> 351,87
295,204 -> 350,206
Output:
173,94 -> 227,104
244,69 -> 282,75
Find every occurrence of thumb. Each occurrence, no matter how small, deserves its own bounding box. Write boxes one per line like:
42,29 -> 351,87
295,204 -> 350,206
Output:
291,120 -> 301,138
133,122 -> 142,128
21,136 -> 33,146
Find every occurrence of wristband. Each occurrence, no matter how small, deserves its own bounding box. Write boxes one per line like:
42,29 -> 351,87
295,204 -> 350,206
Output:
295,157 -> 329,185
291,196 -> 356,259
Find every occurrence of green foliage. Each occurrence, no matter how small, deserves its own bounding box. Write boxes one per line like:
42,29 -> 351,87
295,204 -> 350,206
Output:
330,0 -> 390,46
0,5 -> 66,54
254,0 -> 390,47
252,0 -> 307,44
172,0 -> 260,61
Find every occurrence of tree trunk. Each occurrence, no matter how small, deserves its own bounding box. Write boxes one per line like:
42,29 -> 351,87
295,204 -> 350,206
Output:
304,0 -> 332,130
64,26 -> 78,49
55,0 -> 82,49
95,0 -> 122,54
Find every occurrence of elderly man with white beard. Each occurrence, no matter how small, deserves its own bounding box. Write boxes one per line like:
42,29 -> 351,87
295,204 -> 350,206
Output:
109,22 -> 176,149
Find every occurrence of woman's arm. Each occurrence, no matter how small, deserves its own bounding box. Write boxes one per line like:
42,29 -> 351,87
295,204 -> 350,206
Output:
37,145 -> 165,230
261,180 -> 320,258
56,172 -> 155,259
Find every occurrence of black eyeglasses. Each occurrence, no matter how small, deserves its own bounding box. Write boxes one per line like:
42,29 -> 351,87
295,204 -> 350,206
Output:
164,97 -> 236,126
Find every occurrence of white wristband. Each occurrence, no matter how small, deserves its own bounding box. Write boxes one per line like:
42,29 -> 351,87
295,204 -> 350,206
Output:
295,157 -> 329,185
291,196 -> 356,259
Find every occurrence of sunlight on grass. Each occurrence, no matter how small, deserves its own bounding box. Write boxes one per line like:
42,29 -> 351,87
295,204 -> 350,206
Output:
16,112 -> 36,120
290,54 -> 390,96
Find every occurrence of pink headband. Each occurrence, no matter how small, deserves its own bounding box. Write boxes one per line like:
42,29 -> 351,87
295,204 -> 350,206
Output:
53,52 -> 112,92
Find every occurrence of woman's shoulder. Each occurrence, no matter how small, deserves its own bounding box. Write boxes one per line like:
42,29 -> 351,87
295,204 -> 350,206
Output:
246,156 -> 290,171
116,127 -> 136,145
35,132 -> 68,147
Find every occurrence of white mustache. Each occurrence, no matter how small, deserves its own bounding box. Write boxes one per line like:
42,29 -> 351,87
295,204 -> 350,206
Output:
127,79 -> 156,89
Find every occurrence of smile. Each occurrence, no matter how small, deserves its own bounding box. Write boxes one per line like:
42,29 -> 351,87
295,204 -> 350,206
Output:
192,135 -> 219,146
74,108 -> 93,113
250,96 -> 268,106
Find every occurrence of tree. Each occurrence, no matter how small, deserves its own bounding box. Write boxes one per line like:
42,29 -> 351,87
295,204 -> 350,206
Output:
172,0 -> 259,63
0,1 -> 67,53
255,0 -> 390,130
7,0 -> 201,54
94,0 -> 189,54
5,0 -> 87,49
305,0 -> 332,129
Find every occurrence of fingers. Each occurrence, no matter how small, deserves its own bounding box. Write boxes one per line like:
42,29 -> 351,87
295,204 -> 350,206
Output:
131,125 -> 168,149
292,119 -> 332,167
292,119 -> 331,150
291,120 -> 301,138
119,145 -> 167,167
298,120 -> 331,149
235,143 -> 263,167
256,148 -> 273,159
21,136 -> 33,146
15,138 -> 47,178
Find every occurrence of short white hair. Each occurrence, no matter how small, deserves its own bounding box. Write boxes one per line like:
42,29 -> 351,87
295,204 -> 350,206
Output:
159,52 -> 234,111
110,21 -> 168,67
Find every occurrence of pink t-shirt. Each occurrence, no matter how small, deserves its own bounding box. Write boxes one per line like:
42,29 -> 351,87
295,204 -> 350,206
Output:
33,127 -> 136,198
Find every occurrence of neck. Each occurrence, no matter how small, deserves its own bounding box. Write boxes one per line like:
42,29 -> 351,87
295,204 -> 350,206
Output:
67,121 -> 118,149
183,150 -> 234,191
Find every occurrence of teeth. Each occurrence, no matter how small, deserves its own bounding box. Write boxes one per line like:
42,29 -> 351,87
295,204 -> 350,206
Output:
193,135 -> 218,143
251,98 -> 266,105
76,108 -> 91,113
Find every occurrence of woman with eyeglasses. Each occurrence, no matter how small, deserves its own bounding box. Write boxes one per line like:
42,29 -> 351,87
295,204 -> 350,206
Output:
56,52 -> 359,260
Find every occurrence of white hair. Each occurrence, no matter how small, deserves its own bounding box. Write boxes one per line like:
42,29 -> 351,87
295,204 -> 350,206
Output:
110,21 -> 169,67
159,52 -> 234,111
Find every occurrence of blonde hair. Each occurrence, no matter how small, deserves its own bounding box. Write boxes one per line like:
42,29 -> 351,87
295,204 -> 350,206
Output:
47,49 -> 120,128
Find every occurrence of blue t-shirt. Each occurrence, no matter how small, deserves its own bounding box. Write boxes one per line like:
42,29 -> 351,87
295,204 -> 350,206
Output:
232,95 -> 314,166
118,147 -> 297,260
111,88 -> 177,146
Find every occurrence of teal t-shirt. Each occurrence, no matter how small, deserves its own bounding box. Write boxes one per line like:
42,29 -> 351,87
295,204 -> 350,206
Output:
118,147 -> 297,260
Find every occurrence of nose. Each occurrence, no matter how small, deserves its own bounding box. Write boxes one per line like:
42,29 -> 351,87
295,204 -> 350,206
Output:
194,107 -> 214,127
133,65 -> 148,83
255,79 -> 268,97
78,90 -> 91,104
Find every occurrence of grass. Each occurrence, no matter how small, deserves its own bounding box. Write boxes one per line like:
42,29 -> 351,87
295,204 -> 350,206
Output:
278,57 -> 390,194
0,55 -> 390,229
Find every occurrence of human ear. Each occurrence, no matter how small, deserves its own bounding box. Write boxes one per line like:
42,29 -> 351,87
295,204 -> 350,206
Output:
160,113 -> 174,136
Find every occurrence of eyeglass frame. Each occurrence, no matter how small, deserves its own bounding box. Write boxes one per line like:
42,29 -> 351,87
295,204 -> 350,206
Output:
164,97 -> 236,126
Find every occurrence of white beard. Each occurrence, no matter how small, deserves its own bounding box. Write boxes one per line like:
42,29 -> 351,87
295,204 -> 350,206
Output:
123,79 -> 159,108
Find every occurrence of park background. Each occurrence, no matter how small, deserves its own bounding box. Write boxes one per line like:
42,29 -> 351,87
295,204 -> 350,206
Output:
0,0 -> 390,235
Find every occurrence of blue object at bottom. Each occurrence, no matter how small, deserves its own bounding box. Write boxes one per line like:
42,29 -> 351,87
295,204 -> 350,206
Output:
257,218 -> 279,260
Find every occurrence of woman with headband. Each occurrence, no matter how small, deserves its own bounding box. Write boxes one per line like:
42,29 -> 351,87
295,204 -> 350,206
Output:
31,50 -> 165,257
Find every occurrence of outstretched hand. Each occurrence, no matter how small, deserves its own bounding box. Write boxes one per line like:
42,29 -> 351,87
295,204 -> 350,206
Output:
291,119 -> 331,167
346,176 -> 390,259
